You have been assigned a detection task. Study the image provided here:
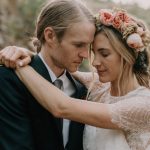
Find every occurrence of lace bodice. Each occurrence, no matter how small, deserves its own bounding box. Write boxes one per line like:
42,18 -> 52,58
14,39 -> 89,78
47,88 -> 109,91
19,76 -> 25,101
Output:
73,72 -> 150,150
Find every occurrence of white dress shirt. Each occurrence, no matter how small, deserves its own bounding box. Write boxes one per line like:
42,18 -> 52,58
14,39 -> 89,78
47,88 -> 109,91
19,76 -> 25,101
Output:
38,53 -> 75,147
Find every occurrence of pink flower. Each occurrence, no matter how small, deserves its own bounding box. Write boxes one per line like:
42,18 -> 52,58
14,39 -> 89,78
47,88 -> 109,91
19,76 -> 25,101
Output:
112,11 -> 131,30
95,9 -> 148,53
99,9 -> 114,26
127,33 -> 144,52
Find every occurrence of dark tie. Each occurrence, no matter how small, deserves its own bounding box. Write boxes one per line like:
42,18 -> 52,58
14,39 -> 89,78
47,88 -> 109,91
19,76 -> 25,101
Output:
53,79 -> 63,90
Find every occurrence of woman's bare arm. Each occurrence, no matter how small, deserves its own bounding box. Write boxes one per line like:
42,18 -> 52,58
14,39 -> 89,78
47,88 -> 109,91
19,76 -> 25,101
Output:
16,66 -> 118,129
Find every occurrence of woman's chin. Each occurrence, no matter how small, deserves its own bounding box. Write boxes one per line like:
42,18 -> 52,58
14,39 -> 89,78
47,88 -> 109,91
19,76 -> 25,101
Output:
99,77 -> 110,83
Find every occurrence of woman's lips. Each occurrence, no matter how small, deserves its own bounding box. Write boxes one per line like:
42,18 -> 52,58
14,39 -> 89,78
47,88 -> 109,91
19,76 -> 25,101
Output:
97,70 -> 107,75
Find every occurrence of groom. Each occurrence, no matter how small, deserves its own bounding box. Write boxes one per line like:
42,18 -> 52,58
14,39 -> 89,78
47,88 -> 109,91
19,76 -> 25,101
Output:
0,0 -> 95,150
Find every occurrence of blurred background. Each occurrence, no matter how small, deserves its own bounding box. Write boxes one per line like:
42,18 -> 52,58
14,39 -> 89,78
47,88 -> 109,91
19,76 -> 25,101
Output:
0,0 -> 150,70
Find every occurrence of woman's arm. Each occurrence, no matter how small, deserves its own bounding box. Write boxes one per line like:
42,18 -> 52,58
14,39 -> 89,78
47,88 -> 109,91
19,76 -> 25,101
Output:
16,66 -> 118,129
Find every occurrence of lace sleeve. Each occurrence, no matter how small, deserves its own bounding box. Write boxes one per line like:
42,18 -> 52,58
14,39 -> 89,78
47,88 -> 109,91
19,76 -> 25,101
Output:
108,97 -> 150,131
72,71 -> 99,88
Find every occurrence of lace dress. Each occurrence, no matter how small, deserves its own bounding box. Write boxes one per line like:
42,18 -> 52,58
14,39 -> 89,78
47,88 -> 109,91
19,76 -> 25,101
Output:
76,73 -> 150,150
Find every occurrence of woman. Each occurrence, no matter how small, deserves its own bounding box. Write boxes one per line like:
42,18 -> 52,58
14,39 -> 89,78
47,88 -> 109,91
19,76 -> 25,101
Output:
1,9 -> 150,150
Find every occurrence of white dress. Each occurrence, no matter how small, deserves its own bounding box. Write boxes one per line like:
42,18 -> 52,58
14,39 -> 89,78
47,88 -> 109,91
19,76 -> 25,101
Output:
75,73 -> 150,150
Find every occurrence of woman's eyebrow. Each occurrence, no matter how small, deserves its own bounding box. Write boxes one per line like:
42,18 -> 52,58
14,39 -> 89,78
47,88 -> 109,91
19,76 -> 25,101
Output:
96,48 -> 109,51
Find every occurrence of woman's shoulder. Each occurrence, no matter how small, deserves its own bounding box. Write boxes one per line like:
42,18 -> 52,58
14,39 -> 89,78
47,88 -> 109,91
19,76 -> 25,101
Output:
116,86 -> 150,106
138,86 -> 150,96
108,87 -> 150,133
129,86 -> 150,100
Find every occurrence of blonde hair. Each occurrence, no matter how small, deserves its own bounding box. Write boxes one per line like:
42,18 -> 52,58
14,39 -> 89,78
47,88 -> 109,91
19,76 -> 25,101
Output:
33,0 -> 94,52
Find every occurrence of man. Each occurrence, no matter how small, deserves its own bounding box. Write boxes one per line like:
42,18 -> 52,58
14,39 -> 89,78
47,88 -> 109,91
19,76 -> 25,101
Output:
0,0 -> 95,150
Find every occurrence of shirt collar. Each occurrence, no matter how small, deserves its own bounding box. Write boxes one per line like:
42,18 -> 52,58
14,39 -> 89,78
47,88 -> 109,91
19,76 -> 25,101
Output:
38,53 -> 66,82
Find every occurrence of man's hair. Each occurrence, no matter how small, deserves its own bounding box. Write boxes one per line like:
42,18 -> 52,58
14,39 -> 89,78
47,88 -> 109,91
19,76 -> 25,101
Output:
33,0 -> 94,52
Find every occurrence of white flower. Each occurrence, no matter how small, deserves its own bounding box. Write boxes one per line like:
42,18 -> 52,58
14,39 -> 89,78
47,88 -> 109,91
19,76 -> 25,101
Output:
127,33 -> 144,52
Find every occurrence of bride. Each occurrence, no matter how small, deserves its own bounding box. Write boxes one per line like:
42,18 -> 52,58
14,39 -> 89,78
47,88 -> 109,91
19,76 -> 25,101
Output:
1,9 -> 150,150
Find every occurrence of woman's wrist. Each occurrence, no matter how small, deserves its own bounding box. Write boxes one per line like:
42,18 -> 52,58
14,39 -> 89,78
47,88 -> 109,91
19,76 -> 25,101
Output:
15,66 -> 30,81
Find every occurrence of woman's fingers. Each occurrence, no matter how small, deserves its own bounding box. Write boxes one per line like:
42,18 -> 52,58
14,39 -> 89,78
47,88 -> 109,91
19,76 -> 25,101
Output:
0,46 -> 32,68
17,56 -> 31,67
2,47 -> 16,68
0,46 -> 15,66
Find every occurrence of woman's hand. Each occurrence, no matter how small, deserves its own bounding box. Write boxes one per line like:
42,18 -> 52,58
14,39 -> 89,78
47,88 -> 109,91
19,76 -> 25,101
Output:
0,46 -> 36,68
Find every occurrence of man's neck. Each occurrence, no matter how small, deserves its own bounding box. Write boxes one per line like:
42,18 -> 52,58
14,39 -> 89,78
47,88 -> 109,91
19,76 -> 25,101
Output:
40,49 -> 65,77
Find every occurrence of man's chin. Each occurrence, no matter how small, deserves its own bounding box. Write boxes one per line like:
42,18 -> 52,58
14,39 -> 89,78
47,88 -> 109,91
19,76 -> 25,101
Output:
67,67 -> 78,73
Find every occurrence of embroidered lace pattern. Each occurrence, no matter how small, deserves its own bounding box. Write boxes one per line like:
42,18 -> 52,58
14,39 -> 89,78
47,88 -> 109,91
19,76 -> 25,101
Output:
75,72 -> 150,150
108,88 -> 150,150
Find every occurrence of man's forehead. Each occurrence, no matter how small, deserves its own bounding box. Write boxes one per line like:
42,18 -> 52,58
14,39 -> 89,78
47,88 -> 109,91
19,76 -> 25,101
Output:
63,22 -> 95,41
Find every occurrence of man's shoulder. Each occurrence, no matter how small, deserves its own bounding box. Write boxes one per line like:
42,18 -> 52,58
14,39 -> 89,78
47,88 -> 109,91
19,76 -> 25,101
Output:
0,65 -> 15,76
0,65 -> 20,85
0,66 -> 30,100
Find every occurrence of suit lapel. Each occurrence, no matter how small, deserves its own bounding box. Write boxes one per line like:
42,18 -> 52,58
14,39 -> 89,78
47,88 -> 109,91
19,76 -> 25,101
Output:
30,55 -> 52,82
30,55 -> 63,145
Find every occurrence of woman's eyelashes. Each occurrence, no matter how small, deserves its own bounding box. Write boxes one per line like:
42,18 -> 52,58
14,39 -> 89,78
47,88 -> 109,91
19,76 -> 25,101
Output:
101,52 -> 110,57
97,48 -> 110,57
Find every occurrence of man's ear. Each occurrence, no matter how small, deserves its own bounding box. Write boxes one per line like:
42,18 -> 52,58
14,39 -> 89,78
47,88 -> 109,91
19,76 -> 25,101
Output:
44,27 -> 57,45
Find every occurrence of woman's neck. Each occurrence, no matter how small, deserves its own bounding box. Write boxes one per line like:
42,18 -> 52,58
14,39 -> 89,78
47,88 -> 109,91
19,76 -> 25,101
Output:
110,74 -> 140,96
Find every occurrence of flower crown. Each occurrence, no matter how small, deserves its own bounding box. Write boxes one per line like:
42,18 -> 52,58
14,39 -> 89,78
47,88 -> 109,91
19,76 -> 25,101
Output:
95,8 -> 150,52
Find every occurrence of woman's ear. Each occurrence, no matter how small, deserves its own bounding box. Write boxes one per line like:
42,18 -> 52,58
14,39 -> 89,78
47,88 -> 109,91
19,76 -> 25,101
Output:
44,27 -> 57,45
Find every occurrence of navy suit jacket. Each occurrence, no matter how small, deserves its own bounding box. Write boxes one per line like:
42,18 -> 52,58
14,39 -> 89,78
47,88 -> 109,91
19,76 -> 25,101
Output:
0,55 -> 87,150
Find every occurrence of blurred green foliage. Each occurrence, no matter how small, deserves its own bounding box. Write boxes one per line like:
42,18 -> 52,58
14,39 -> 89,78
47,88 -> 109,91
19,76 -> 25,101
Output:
17,0 -> 44,36
0,0 -> 44,49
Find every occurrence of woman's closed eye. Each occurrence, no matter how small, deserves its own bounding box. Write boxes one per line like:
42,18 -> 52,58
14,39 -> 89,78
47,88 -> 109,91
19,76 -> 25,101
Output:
101,52 -> 110,57
98,49 -> 110,57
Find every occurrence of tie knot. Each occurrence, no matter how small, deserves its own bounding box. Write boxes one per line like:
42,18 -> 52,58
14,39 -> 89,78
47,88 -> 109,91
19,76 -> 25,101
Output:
53,79 -> 63,90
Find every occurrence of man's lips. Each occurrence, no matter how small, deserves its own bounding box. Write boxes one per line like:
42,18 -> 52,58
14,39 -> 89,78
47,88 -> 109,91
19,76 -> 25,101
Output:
74,61 -> 82,64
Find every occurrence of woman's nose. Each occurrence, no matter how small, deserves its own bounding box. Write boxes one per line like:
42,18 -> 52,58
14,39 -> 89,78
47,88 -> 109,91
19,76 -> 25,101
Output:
92,56 -> 101,67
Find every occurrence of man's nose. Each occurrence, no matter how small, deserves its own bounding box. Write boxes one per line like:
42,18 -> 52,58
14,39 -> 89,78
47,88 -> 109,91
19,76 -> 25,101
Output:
79,47 -> 89,59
